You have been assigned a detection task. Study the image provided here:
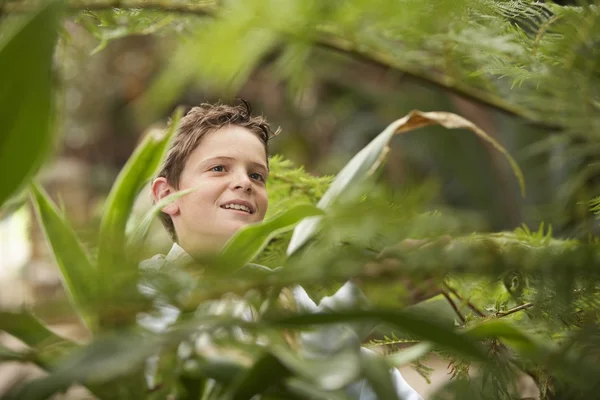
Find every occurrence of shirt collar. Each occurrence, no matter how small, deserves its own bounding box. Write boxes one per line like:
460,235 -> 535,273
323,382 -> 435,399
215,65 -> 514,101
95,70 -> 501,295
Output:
165,242 -> 195,266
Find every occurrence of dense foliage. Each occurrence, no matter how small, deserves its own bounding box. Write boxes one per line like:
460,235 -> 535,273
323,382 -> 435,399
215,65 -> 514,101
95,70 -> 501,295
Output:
1,0 -> 600,399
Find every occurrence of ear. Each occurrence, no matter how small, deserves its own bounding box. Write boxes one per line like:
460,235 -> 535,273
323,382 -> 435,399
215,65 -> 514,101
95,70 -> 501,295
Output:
151,177 -> 180,216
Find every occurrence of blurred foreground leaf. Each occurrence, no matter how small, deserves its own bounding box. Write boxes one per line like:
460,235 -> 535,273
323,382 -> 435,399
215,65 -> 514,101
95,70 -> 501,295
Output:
2,333 -> 157,400
30,183 -> 96,331
0,311 -> 67,348
268,309 -> 487,361
226,352 -> 289,400
217,204 -> 324,273
97,108 -> 183,269
0,0 -> 62,207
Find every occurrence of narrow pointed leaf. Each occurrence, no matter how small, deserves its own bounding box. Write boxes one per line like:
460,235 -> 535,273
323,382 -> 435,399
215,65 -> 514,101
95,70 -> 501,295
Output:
386,342 -> 432,367
361,351 -> 401,400
464,319 -> 544,355
30,183 -> 95,330
287,110 -> 524,255
97,108 -> 183,269
3,333 -> 157,400
284,378 -> 352,400
126,184 -> 200,253
217,204 -> 323,273
226,352 -> 290,400
268,309 -> 486,361
0,0 -> 62,207
0,311 -> 66,348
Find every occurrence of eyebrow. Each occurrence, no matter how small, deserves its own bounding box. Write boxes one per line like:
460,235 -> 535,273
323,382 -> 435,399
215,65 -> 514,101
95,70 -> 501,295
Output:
201,156 -> 269,175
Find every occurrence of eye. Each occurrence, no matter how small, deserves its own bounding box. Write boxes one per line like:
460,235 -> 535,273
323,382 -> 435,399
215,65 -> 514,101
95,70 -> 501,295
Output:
250,172 -> 265,182
211,165 -> 225,172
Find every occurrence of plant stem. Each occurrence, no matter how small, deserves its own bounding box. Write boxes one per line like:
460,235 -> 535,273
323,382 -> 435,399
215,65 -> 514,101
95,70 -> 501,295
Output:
497,302 -> 534,317
442,291 -> 466,324
444,284 -> 487,317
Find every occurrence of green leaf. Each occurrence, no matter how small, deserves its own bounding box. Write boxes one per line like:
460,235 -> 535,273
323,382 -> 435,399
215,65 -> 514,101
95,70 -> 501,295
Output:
0,0 -> 62,207
184,356 -> 246,384
4,333 -> 158,400
284,378 -> 352,400
30,183 -> 96,330
0,345 -> 26,362
268,309 -> 486,361
0,311 -> 66,348
360,351 -> 401,400
226,352 -> 290,400
386,342 -> 433,367
97,108 -> 183,269
126,184 -> 200,253
464,319 -> 542,355
216,204 -> 323,273
287,110 -> 524,255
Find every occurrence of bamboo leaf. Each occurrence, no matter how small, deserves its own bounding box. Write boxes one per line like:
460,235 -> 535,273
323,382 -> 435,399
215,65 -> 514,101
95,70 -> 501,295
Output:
287,110 -> 525,255
126,184 -> 200,253
2,333 -> 157,400
284,378 -> 352,400
216,204 -> 323,273
184,356 -> 246,384
30,183 -> 96,330
270,345 -> 361,390
97,108 -> 183,269
0,0 -> 62,207
226,352 -> 290,400
0,345 -> 26,362
464,319 -> 542,355
360,351 -> 401,400
0,311 -> 67,348
386,342 -> 433,368
268,309 -> 487,361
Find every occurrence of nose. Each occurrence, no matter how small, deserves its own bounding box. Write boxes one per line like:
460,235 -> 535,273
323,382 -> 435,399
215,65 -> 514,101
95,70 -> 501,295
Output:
231,171 -> 252,193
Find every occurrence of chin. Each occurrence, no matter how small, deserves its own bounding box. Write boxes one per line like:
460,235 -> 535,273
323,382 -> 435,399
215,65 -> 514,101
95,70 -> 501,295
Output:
222,220 -> 250,236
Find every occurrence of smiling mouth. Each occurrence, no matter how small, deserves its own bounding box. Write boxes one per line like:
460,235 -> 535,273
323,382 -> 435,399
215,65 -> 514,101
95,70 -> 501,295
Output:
221,203 -> 253,214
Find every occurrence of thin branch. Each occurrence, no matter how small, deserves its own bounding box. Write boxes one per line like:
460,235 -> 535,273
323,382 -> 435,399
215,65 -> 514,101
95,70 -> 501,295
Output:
313,34 -> 562,130
444,283 -> 486,317
496,302 -> 534,317
442,291 -> 466,325
532,15 -> 562,56
2,0 -> 564,130
1,0 -> 217,16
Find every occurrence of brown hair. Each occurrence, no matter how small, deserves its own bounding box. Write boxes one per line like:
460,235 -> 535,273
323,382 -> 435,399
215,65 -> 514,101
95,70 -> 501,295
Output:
155,100 -> 279,241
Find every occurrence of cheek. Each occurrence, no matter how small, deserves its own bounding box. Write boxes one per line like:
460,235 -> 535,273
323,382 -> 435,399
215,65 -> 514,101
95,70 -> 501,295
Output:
258,190 -> 268,218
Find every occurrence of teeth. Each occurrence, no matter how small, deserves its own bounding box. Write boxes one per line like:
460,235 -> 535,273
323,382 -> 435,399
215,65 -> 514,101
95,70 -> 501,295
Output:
224,204 -> 251,213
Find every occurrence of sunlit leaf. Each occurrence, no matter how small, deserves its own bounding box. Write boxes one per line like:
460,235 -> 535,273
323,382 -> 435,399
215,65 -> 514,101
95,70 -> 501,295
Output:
0,0 -> 62,207
287,110 -> 525,255
30,183 -> 96,331
0,311 -> 68,348
464,319 -> 544,355
217,204 -> 323,273
126,184 -> 200,253
386,342 -> 433,367
97,108 -> 183,269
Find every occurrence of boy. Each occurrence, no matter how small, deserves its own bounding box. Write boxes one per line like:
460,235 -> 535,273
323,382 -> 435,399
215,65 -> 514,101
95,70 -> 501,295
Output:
148,101 -> 422,400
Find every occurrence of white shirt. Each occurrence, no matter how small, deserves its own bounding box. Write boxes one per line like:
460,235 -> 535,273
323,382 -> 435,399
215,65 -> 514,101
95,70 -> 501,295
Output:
140,243 -> 422,400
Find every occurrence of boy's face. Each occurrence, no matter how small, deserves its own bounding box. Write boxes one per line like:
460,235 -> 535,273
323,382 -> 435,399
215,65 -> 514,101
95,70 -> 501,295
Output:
154,125 -> 268,255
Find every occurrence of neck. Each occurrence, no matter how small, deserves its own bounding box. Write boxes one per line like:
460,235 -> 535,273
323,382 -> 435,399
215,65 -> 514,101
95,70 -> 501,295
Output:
177,235 -> 226,261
